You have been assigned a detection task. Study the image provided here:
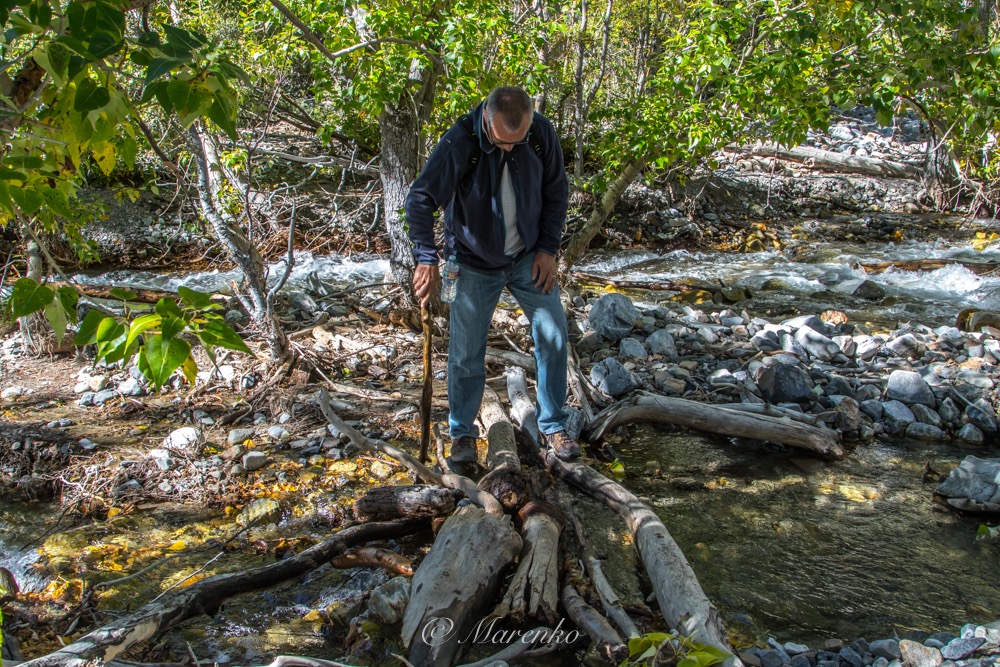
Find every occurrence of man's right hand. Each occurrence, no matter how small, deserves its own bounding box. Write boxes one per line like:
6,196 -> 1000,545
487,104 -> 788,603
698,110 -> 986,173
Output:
413,263 -> 440,308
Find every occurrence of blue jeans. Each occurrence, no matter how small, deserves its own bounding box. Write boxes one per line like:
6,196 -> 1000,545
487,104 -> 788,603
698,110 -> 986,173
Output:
448,251 -> 569,439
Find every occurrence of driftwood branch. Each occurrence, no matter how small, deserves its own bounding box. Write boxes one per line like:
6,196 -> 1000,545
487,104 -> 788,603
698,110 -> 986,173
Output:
585,393 -> 844,460
16,520 -> 426,667
491,500 -> 564,625
561,584 -> 628,663
727,143 -> 922,179
353,485 -> 457,522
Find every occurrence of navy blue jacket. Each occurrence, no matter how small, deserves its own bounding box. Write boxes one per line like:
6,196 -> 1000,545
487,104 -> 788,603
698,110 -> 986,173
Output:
405,101 -> 568,271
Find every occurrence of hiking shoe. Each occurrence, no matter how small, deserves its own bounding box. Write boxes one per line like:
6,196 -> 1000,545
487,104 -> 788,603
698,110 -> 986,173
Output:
450,435 -> 478,463
547,430 -> 581,461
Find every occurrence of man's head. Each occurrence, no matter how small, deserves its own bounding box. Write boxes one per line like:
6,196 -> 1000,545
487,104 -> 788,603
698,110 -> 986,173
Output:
483,86 -> 533,152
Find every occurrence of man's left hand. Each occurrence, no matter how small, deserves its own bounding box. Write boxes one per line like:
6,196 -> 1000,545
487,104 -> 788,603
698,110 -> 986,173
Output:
532,252 -> 558,294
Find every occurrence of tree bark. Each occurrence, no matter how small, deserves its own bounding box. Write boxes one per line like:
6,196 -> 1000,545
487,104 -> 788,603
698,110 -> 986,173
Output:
353,485 -> 458,522
402,504 -> 523,667
584,394 -> 844,459
561,157 -> 646,271
16,520 -> 426,667
491,500 -> 564,625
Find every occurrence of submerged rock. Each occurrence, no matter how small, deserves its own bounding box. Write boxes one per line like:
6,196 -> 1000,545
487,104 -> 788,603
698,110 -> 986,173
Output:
935,456 -> 1000,512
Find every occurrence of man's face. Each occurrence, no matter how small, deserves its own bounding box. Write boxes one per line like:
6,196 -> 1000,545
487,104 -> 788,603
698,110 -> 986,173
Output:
484,110 -> 531,152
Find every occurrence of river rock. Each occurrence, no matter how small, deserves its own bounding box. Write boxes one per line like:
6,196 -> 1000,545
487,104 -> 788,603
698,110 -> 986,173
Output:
855,335 -> 883,360
940,637 -> 985,660
367,576 -> 411,624
905,422 -> 948,442
938,398 -> 961,427
644,329 -> 675,357
839,645 -> 864,667
116,377 -> 144,397
794,326 -> 840,362
885,333 -> 927,358
148,448 -> 172,471
835,397 -> 862,432
870,639 -> 901,661
589,293 -> 639,341
576,331 -> 605,355
757,363 -> 814,404
886,371 -> 936,406
860,399 -> 883,420
833,335 -> 857,357
782,314 -> 827,334
965,405 -> 998,434
590,358 -> 640,397
752,330 -> 781,352
268,425 -> 291,442
852,279 -> 887,301
935,456 -> 1000,511
92,389 -> 117,406
236,498 -> 281,527
242,451 -> 269,472
619,337 -> 648,359
910,403 -> 943,427
228,428 -> 255,445
899,641 -> 943,667
78,391 -> 96,407
162,427 -> 204,452
958,369 -> 994,389
958,423 -> 985,445
882,400 -> 916,428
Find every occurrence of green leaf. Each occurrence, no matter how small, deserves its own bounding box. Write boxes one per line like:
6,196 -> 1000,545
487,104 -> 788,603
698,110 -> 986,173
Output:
56,286 -> 79,323
197,319 -> 251,354
33,40 -> 69,87
0,168 -> 26,180
10,277 -> 53,317
95,316 -> 127,361
208,93 -> 237,140
4,156 -> 43,169
73,308 -> 104,345
181,353 -> 198,386
177,286 -> 213,309
137,30 -> 160,48
108,287 -> 137,301
144,57 -> 185,86
610,457 -> 625,480
167,79 -> 212,127
140,331 -> 191,389
66,1 -> 85,36
155,297 -> 184,318
120,134 -> 137,170
75,78 -> 110,112
87,29 -> 123,59
9,185 -> 44,215
44,298 -> 68,345
125,312 -> 161,351
163,23 -> 208,50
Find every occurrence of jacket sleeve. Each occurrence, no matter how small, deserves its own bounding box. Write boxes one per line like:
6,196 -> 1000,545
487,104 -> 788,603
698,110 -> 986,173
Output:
534,115 -> 568,257
405,123 -> 471,265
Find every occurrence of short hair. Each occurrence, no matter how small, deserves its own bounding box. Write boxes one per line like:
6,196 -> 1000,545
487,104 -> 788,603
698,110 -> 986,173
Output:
485,87 -> 533,133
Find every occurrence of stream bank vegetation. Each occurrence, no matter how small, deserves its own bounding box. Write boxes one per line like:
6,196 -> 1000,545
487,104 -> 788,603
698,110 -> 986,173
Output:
0,0 -> 999,665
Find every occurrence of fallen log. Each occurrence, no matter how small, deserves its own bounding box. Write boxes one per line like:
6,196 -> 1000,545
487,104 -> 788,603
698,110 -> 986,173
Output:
15,519 -> 426,667
330,547 -> 414,575
561,584 -> 628,663
505,366 -> 541,447
454,625 -> 566,667
491,500 -> 564,625
584,393 -> 844,460
478,386 -> 530,513
401,504 -> 523,667
728,143 -> 922,179
353,485 -> 457,522
548,454 -> 740,667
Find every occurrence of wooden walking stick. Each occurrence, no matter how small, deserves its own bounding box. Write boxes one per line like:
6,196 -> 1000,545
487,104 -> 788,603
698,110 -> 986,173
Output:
419,304 -> 433,463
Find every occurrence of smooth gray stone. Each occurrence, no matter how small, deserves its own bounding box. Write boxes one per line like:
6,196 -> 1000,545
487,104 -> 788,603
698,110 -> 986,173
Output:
833,334 -> 858,357
576,331 -> 605,355
757,363 -> 814,403
753,329 -> 782,352
938,397 -> 962,426
835,397 -> 863,432
268,425 -> 290,442
163,426 -> 204,451
935,456 -> 1000,507
860,399 -> 884,421
590,357 -> 640,397
784,642 -> 810,656
78,391 -> 96,407
966,405 -> 998,433
647,329 -> 677,357
794,326 -> 841,362
92,388 -> 117,406
886,370 -> 936,406
885,333 -> 927,359
870,639 -> 901,661
958,423 -> 985,445
852,279 -> 887,300
839,646 -> 864,667
588,293 -> 640,341
242,450 -> 269,472
760,649 -> 786,667
782,332 -> 810,358
117,377 -> 144,396
366,576 -> 411,624
872,659 -> 889,667
855,335 -> 884,360
228,428 -> 255,445
619,337 -> 648,359
782,314 -> 828,333
912,403 -> 943,427
882,400 -> 916,425
905,422 -> 948,442
940,638 -> 985,661
855,384 -> 882,402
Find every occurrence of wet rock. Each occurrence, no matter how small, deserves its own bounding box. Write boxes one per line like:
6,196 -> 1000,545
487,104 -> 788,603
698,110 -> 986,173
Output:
619,337 -> 648,359
162,427 -> 204,452
882,400 -> 916,428
886,371 -> 936,406
899,640 -> 943,667
870,639 -> 901,661
965,406 -> 998,434
590,358 -> 640,397
794,327 -> 841,362
905,422 -> 948,442
588,293 -> 639,341
228,428 -> 255,445
885,333 -> 927,358
236,498 -> 281,527
958,423 -> 984,445
940,638 -> 985,660
366,576 -> 411,624
783,642 -> 810,655
935,456 -> 1000,511
852,279 -> 887,301
92,389 -> 117,406
911,404 -> 943,427
752,330 -> 781,352
758,649 -> 785,667
757,364 -> 814,404
782,314 -> 827,333
242,451 -> 269,472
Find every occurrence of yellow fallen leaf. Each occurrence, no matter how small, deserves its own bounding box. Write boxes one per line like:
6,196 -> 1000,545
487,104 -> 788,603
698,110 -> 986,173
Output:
106,508 -> 120,519
303,609 -> 323,622
167,540 -> 186,551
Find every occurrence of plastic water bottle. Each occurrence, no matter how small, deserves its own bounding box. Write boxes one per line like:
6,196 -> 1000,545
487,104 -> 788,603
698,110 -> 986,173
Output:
441,255 -> 459,303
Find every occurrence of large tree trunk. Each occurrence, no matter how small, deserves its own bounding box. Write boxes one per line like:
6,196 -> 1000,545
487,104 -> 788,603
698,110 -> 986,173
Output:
380,63 -> 438,307
561,157 -> 646,271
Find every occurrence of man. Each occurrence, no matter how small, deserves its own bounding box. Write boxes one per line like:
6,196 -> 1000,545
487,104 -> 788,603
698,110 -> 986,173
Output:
405,86 -> 581,462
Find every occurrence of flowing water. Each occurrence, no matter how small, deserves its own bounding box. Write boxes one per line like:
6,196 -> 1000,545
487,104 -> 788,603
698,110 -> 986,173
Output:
4,215 -> 1000,653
